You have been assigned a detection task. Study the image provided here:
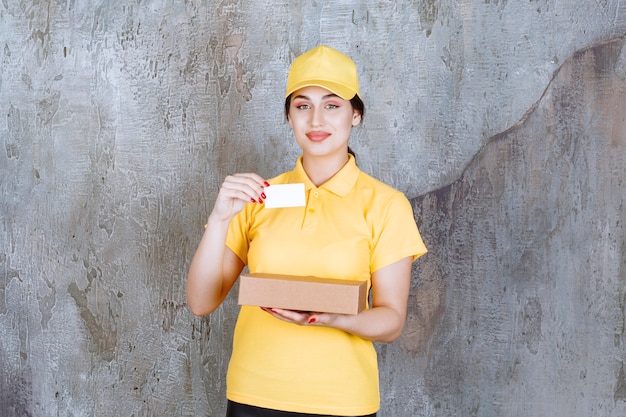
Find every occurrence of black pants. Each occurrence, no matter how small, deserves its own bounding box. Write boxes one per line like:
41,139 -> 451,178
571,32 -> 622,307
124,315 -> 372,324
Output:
226,400 -> 377,417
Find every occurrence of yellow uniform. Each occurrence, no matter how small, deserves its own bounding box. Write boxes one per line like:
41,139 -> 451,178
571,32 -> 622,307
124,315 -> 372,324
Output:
225,155 -> 427,415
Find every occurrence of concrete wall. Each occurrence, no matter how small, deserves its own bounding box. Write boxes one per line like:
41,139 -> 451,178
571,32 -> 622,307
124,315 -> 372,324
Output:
0,1 -> 625,416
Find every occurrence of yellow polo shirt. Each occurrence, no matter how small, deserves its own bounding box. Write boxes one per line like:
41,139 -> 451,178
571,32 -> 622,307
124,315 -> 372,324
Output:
225,155 -> 427,415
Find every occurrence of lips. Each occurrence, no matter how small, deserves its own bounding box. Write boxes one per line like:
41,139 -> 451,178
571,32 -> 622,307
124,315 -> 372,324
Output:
306,131 -> 331,142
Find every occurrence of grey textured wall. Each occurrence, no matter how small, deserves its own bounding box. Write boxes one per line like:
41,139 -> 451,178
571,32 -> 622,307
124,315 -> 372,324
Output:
1,1 -> 625,416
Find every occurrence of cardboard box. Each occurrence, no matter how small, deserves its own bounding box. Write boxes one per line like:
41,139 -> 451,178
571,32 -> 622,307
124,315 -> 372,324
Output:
238,273 -> 368,315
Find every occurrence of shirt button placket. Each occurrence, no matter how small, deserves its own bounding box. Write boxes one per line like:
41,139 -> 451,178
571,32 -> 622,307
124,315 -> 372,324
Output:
303,189 -> 319,232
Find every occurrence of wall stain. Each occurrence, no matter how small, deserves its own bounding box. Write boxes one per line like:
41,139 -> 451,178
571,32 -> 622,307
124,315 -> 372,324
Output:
0,362 -> 33,417
415,0 -> 439,37
616,38 -> 626,83
5,105 -> 23,160
402,282 -> 446,355
615,363 -> 626,401
0,253 -> 21,315
519,297 -> 543,355
161,298 -> 187,332
412,37 -> 626,415
36,91 -> 60,126
38,275 -> 57,330
68,282 -> 118,362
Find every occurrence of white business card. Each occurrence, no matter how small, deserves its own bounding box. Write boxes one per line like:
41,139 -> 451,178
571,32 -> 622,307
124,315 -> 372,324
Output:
263,183 -> 306,208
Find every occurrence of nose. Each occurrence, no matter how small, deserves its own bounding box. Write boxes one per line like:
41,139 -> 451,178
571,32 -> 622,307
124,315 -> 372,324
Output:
311,106 -> 323,127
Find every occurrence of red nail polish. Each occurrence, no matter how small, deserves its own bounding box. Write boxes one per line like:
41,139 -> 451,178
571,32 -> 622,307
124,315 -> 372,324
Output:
264,181 -> 270,187
250,198 -> 257,203
261,192 -> 266,199
308,317 -> 317,324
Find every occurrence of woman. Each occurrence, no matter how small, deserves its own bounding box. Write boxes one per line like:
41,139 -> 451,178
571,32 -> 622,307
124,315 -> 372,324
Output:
187,45 -> 427,417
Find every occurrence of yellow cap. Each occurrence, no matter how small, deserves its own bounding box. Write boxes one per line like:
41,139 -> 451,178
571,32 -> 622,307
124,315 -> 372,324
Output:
285,45 -> 360,100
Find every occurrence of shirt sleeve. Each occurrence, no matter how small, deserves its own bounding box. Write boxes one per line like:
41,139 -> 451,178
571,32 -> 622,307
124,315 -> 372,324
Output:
370,191 -> 427,273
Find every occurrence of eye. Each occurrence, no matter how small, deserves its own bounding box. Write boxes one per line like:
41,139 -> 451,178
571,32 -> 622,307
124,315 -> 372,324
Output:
325,103 -> 340,109
294,103 -> 311,110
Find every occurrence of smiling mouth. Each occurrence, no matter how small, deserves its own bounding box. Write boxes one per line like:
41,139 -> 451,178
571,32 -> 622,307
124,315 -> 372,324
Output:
306,132 -> 330,142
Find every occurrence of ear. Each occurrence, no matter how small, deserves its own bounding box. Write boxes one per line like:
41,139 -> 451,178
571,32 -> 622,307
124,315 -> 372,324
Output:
287,113 -> 293,128
352,111 -> 362,127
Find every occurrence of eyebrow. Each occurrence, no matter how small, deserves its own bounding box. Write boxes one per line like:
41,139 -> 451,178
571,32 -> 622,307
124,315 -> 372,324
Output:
292,93 -> 341,101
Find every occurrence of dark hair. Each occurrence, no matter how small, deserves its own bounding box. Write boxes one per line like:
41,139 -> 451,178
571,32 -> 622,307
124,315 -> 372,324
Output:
284,94 -> 365,160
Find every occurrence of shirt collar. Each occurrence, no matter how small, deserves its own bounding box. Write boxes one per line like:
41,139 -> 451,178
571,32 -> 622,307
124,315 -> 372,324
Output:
288,155 -> 360,197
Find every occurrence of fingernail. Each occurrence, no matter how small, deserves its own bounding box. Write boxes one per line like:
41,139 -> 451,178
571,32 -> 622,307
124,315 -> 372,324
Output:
261,192 -> 266,199
308,317 -> 317,324
250,198 -> 257,203
264,181 -> 270,187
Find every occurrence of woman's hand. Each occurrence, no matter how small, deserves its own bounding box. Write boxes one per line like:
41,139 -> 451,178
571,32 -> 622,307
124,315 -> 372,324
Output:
261,307 -> 336,326
210,173 -> 269,222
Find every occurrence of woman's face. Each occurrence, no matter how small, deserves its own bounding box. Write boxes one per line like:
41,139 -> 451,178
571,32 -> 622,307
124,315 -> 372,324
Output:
287,86 -> 361,160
